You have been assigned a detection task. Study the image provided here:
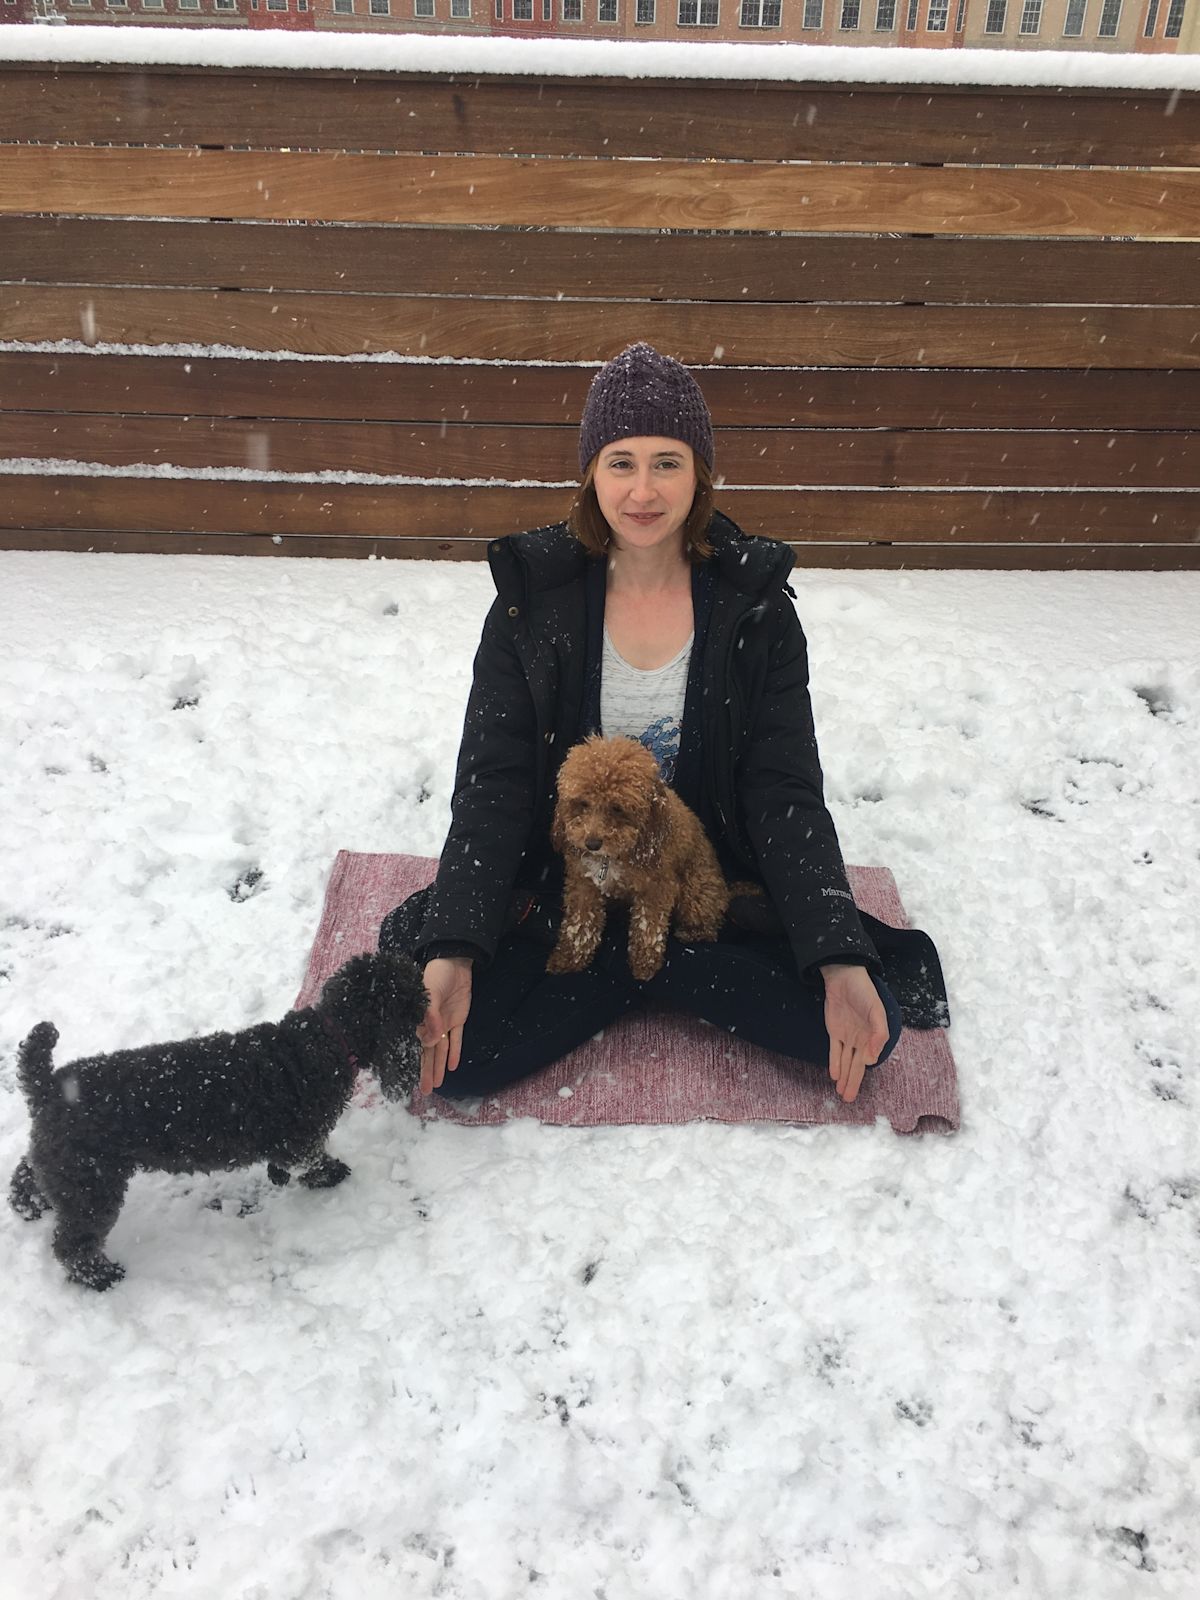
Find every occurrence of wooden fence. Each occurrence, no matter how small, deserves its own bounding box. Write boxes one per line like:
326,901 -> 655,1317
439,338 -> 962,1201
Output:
1,62 -> 1198,568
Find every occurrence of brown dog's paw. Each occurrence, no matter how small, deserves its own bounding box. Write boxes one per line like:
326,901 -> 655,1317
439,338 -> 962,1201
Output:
628,949 -> 666,982
546,940 -> 586,975
627,924 -> 669,981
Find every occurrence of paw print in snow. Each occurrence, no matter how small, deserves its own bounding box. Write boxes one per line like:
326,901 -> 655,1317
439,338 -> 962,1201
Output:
894,1397 -> 934,1427
229,867 -> 265,902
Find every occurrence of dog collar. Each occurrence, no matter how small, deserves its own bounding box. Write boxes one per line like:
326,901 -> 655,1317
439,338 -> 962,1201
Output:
582,852 -> 610,885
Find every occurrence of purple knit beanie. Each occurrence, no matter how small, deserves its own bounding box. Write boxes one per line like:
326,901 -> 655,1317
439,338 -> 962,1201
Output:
578,343 -> 715,474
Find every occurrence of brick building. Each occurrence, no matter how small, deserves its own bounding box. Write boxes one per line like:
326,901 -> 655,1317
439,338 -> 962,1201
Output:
312,0 -> 485,32
483,0 -> 968,45
26,0 -> 250,24
963,0 -> 1187,50
8,0 -> 1194,52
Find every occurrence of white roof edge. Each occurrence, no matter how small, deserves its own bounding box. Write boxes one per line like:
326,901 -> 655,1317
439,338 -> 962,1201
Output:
2,28 -> 1199,94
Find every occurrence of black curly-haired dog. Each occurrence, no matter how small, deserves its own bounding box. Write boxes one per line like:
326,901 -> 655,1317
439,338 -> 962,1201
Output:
8,952 -> 428,1290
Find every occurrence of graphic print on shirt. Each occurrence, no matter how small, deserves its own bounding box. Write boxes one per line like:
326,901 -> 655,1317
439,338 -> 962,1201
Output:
637,716 -> 682,783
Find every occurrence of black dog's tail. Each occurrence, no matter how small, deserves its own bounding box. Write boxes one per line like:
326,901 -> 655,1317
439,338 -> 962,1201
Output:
17,1022 -> 59,1115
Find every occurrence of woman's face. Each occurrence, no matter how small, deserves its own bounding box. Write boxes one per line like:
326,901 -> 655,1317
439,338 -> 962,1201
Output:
592,436 -> 697,556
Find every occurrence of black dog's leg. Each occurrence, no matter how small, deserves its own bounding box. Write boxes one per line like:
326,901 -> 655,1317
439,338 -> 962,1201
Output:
10,1156 -> 50,1221
297,1150 -> 351,1189
46,1159 -> 131,1291
266,1163 -> 291,1187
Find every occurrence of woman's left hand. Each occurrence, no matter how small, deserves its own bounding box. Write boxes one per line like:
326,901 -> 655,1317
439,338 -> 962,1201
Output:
820,962 -> 889,1103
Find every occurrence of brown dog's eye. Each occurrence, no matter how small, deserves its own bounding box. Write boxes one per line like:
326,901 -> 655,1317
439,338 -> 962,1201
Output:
610,804 -> 627,820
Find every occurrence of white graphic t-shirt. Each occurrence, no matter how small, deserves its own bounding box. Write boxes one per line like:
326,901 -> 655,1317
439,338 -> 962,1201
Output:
600,628 -> 693,783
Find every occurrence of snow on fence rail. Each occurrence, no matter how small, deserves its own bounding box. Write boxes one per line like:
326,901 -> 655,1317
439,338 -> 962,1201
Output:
0,40 -> 1197,568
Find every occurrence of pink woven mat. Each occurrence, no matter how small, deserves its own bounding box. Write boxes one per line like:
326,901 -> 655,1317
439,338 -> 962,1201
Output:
295,851 -> 959,1136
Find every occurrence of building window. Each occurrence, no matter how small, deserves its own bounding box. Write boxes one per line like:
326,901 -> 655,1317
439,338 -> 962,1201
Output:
415,0 -> 433,13
143,0 -> 165,9
1142,0 -> 1158,26
370,0 -> 389,12
214,0 -> 236,9
874,0 -> 895,22
1062,0 -> 1085,27
927,0 -> 948,24
741,0 -> 780,16
451,0 -> 469,13
1163,0 -> 1183,31
839,0 -> 859,19
802,0 -> 822,20
636,0 -> 655,17
1097,0 -> 1120,28
106,0 -> 128,8
494,0 -> 501,13
905,0 -> 918,20
983,0 -> 1005,26
954,0 -> 965,21
562,0 -> 582,15
179,0 -> 200,8
512,0 -> 531,14
1018,0 -> 1040,26
598,0 -> 617,16
680,0 -> 718,18
334,0 -> 354,11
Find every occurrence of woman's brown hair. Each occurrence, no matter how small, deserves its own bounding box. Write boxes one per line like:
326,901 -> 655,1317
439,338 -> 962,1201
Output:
567,451 -> 715,564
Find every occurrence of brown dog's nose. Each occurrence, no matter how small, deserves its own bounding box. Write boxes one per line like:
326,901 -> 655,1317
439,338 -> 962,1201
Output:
585,836 -> 603,853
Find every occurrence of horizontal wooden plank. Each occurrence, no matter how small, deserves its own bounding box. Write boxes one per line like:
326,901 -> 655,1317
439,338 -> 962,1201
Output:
5,290 -> 1196,369
1,69 -> 1196,167
5,217 -> 1196,309
4,478 -> 1196,543
2,526 -> 1195,570
4,354 -> 1194,431
4,147 -> 1198,239
5,414 -> 1197,491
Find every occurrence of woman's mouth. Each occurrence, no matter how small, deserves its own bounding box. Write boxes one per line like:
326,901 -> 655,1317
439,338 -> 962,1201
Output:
624,513 -> 663,524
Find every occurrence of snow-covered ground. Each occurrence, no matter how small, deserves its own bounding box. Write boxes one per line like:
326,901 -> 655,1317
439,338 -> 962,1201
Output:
2,549 -> 1197,1599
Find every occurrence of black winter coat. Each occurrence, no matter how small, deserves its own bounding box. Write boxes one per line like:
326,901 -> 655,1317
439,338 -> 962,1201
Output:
417,512 -> 883,984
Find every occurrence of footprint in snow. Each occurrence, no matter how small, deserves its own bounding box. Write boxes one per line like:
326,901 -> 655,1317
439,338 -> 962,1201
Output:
228,867 -> 265,903
1132,683 -> 1177,720
894,1397 -> 934,1427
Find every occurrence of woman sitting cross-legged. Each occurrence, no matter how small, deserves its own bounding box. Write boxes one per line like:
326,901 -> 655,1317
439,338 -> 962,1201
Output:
380,342 -> 947,1106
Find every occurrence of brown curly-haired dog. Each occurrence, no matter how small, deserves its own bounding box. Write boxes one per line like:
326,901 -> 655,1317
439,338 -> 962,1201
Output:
547,735 -> 729,982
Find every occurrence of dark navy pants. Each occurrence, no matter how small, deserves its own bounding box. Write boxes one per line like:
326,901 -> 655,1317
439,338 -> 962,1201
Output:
380,902 -> 903,1101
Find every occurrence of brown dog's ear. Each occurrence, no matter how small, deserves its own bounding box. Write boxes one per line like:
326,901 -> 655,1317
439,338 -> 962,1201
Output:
630,782 -> 668,868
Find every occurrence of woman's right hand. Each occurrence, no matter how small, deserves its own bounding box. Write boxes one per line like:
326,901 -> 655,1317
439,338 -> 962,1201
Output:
418,956 -> 474,1095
